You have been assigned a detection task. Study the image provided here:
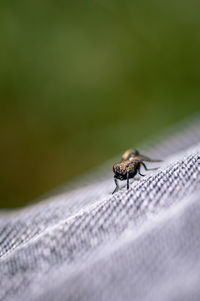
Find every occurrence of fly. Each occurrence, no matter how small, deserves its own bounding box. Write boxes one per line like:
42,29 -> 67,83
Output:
112,149 -> 162,194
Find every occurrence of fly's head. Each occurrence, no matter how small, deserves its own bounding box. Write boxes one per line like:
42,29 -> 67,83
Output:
113,162 -> 127,180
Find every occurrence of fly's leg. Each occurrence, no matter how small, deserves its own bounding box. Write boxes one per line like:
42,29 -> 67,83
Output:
138,163 -> 145,176
126,163 -> 132,190
142,162 -> 158,171
127,171 -> 129,189
112,176 -> 119,194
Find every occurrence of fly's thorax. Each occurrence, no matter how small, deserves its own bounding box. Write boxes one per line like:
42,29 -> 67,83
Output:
126,160 -> 139,171
122,149 -> 140,161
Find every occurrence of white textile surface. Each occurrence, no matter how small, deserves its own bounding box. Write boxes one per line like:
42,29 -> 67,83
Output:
0,115 -> 200,301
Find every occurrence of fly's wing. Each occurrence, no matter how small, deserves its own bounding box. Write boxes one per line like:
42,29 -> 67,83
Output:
133,155 -> 162,162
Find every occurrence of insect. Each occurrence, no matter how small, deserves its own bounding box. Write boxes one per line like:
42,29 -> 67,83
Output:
112,149 -> 162,194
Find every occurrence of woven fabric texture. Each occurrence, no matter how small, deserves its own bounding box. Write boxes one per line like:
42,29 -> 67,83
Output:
0,116 -> 200,301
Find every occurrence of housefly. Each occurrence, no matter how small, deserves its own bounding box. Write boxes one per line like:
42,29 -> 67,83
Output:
112,149 -> 162,194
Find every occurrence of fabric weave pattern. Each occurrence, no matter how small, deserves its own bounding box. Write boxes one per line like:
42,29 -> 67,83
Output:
0,116 -> 200,301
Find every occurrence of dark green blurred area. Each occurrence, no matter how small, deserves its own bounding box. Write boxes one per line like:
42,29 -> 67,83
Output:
0,0 -> 200,208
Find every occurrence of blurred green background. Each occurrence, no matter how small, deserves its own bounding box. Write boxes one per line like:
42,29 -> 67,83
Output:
0,0 -> 200,208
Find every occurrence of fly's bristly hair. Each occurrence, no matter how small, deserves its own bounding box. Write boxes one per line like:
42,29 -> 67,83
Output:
112,149 -> 162,194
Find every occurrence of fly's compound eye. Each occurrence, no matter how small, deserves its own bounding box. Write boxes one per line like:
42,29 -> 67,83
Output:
113,164 -> 124,176
113,164 -> 117,173
113,164 -> 121,174
116,165 -> 122,174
